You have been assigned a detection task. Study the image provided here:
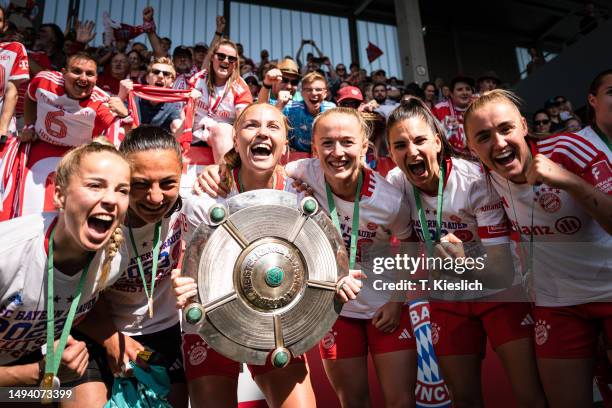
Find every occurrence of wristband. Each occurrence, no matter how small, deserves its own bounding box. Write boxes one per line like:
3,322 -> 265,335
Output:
263,83 -> 272,90
215,31 -> 223,37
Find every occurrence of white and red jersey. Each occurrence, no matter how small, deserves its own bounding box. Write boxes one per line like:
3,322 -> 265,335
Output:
576,126 -> 612,159
105,211 -> 186,336
189,69 -> 252,139
0,213 -> 125,365
432,100 -> 467,154
286,159 -> 413,319
387,157 -> 516,299
0,42 -> 29,133
490,134 -> 612,306
27,71 -> 117,146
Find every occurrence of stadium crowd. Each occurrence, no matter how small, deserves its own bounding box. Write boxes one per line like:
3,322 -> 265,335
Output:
0,4 -> 611,408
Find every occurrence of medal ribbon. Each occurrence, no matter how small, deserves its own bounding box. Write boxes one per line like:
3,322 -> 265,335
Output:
413,164 -> 445,256
325,171 -> 363,269
128,221 -> 162,318
45,226 -> 93,383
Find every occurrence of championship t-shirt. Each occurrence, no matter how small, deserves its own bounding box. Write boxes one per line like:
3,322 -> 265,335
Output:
0,213 -> 124,364
105,211 -> 186,336
387,157 -> 516,299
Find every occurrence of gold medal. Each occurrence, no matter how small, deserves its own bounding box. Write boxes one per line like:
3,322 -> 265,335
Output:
148,297 -> 154,318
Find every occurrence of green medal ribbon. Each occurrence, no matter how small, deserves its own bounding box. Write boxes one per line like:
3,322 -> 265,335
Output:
325,171 -> 363,269
44,226 -> 93,388
128,221 -> 162,319
413,164 -> 445,257
592,124 -> 612,152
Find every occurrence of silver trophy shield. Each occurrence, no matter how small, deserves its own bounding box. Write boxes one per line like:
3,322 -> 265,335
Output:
182,190 -> 348,367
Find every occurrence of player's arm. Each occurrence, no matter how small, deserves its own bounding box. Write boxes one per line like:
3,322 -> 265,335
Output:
0,363 -> 40,386
0,81 -> 19,136
202,16 -> 226,70
526,153 -> 612,234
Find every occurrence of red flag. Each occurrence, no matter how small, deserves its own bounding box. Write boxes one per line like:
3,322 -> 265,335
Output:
366,42 -> 383,63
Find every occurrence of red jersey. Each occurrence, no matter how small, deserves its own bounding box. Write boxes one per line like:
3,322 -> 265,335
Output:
27,71 -> 117,146
0,42 -> 29,131
432,100 -> 468,154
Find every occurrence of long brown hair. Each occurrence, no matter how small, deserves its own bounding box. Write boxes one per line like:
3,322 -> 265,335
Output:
206,39 -> 241,97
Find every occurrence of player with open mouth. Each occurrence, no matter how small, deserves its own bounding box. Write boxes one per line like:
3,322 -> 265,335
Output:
175,103 -> 319,408
72,126 -> 190,407
386,97 -> 547,407
0,139 -> 130,406
464,89 -> 612,407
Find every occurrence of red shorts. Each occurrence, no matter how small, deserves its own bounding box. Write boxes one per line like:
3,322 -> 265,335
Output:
319,306 -> 415,360
182,333 -> 306,381
430,301 -> 533,356
533,303 -> 612,358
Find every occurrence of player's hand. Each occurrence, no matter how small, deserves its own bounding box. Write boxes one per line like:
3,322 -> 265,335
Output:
291,178 -> 313,196
108,96 -> 128,117
56,336 -> 89,383
194,164 -> 230,197
372,302 -> 402,333
336,269 -> 366,303
171,269 -> 198,309
525,153 -> 575,189
103,332 -> 147,376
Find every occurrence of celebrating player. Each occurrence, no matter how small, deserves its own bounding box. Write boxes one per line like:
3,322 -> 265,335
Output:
174,103 -> 316,408
386,98 -> 547,407
464,89 -> 612,407
284,107 -> 416,408
0,139 -> 130,400
72,126 -> 189,407
189,39 -> 252,163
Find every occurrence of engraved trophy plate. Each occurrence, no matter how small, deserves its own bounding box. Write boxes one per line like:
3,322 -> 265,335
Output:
183,190 -> 348,366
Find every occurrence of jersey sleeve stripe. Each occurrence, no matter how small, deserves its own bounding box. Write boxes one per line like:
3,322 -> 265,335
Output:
538,135 -> 599,159
541,146 -> 589,168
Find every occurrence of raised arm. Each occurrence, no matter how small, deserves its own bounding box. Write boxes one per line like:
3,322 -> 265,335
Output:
202,16 -> 226,69
143,7 -> 165,58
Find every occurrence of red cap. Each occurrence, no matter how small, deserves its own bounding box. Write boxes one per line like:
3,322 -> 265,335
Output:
336,86 -> 364,103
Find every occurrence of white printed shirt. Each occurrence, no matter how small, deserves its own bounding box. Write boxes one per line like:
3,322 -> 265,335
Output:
27,71 -> 116,146
0,213 -> 124,364
105,211 -> 187,336
387,158 -> 514,299
490,133 -> 612,306
286,159 -> 412,319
